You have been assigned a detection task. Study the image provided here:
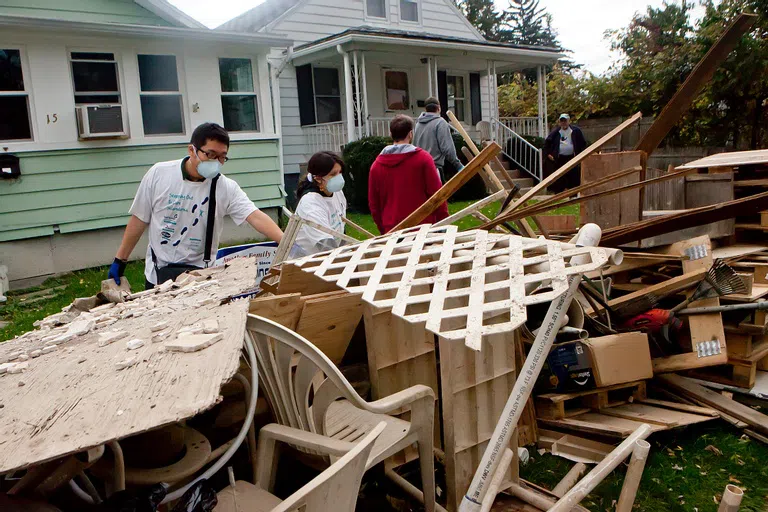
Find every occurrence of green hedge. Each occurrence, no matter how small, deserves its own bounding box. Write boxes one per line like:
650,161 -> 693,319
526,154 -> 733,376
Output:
342,133 -> 487,213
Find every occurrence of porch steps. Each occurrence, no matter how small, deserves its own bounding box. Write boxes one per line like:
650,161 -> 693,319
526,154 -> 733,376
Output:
495,171 -> 534,194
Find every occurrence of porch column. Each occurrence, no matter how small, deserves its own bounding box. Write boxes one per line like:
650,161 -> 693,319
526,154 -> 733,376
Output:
433,57 -> 439,96
537,65 -> 545,138
353,50 -> 362,139
486,60 -> 493,123
362,51 -> 370,136
426,57 -> 433,97
543,65 -> 549,136
492,61 -> 498,121
339,45 -> 356,143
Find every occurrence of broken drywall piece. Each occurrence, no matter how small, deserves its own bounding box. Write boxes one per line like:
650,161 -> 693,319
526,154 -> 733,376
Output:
17,354 -> 29,362
202,319 -> 219,334
178,324 -> 203,335
115,357 -> 138,370
165,332 -> 223,353
158,280 -> 175,293
30,350 -> 42,358
50,333 -> 75,345
149,321 -> 168,333
8,362 -> 28,374
66,316 -> 95,337
72,296 -> 103,312
98,330 -> 129,347
0,362 -> 16,374
126,339 -> 145,351
100,278 -> 131,303
41,345 -> 57,355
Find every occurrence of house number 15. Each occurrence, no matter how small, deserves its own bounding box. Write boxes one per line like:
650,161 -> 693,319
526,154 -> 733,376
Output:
46,114 -> 58,124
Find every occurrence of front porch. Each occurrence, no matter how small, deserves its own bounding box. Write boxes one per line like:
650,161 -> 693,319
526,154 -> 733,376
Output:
286,27 -> 562,182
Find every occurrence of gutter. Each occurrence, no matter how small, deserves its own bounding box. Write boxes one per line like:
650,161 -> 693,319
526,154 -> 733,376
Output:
0,15 -> 291,47
291,33 -> 565,62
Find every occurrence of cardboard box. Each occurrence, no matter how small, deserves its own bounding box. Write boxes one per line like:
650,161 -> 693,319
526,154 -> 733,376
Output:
585,332 -> 653,387
547,332 -> 652,391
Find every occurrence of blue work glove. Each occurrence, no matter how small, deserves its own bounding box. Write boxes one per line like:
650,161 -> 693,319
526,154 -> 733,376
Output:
108,258 -> 127,285
457,163 -> 465,171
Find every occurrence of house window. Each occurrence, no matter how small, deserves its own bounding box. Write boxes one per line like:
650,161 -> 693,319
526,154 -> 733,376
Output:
366,0 -> 387,19
384,70 -> 409,111
219,58 -> 259,132
447,75 -> 466,122
70,52 -> 121,104
0,49 -> 31,141
313,67 -> 342,124
138,54 -> 184,135
400,0 -> 419,22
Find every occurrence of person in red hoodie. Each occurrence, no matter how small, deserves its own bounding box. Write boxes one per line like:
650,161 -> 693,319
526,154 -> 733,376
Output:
368,115 -> 449,234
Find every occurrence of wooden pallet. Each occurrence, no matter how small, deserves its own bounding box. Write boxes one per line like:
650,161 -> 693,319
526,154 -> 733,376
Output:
535,381 -> 647,420
688,336 -> 768,389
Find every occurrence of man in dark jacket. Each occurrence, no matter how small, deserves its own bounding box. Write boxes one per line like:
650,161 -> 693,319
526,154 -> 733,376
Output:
413,97 -> 463,181
368,115 -> 448,234
543,114 -> 587,193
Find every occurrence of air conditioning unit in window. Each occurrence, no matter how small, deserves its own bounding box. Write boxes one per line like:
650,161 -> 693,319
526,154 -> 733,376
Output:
75,104 -> 127,138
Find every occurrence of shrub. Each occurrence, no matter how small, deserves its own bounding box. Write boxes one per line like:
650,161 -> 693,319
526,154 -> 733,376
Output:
342,136 -> 391,213
522,134 -> 545,148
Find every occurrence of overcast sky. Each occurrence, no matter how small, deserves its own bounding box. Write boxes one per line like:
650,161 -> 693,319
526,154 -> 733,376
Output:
169,0 -> 709,75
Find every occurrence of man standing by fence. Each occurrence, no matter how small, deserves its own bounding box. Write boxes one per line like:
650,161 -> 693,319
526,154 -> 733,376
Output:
543,114 -> 587,193
413,97 -> 464,181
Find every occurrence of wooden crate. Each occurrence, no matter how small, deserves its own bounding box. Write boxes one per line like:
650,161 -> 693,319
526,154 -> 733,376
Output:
535,381 -> 647,420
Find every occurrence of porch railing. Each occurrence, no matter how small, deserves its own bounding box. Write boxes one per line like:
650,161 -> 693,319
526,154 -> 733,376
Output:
367,117 -> 390,138
305,122 -> 348,154
491,118 -> 543,182
498,117 -> 539,137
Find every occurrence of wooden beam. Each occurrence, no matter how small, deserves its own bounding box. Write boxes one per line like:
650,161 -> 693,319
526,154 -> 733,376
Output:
635,14 -> 758,155
657,374 -> 768,436
603,190 -> 768,246
387,142 -> 501,233
342,216 -> 375,239
494,112 -> 643,221
447,110 -> 505,192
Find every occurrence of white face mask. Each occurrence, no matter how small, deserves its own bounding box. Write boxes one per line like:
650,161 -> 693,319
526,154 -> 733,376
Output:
325,174 -> 344,193
197,159 -> 221,179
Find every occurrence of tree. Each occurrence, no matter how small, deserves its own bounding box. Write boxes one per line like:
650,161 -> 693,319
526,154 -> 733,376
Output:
454,0 -> 504,41
500,0 -> 559,47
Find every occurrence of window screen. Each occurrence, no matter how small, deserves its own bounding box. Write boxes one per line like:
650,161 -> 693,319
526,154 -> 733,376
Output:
70,52 -> 120,105
313,67 -> 342,124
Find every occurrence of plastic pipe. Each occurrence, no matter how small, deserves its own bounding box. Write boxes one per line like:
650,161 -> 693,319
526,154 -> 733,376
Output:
718,484 -> 744,512
549,424 -> 653,512
616,439 -> 651,512
552,463 -> 587,498
458,224 -> 604,512
479,448 -> 514,512
160,335 -> 260,504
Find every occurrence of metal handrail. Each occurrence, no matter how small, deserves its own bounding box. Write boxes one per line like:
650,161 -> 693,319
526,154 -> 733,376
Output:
491,118 -> 542,181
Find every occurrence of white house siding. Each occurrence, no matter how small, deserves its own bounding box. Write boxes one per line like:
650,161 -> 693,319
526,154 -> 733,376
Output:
264,0 -> 484,175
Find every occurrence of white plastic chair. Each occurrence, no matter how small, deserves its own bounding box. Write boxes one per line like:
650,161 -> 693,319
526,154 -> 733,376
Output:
245,314 -> 436,512
214,422 -> 386,512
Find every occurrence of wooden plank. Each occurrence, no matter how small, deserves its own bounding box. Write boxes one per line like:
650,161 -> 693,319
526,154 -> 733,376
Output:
277,263 -> 341,295
249,293 -> 304,331
638,398 -> 719,416
295,292 -> 363,365
676,149 -> 768,170
388,142 -> 502,233
734,179 -> 768,187
602,190 -> 768,246
657,374 -> 768,436
537,414 -> 661,438
0,258 -> 257,474
587,268 -> 707,315
580,151 -> 644,231
448,110 -> 505,193
652,351 -> 728,373
634,13 -> 758,155
496,112 -> 643,219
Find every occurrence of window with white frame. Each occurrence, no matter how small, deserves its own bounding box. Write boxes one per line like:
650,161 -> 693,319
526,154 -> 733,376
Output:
70,52 -> 121,105
384,70 -> 409,111
447,75 -> 466,122
312,67 -> 342,124
366,0 -> 387,19
138,54 -> 184,135
400,0 -> 419,22
0,49 -> 31,141
218,58 -> 259,132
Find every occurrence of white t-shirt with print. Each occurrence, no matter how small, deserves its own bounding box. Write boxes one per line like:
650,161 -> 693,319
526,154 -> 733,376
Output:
129,158 -> 258,284
291,190 -> 347,258
559,127 -> 575,156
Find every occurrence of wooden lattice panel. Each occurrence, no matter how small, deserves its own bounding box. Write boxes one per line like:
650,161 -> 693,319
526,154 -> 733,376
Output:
286,225 -> 618,349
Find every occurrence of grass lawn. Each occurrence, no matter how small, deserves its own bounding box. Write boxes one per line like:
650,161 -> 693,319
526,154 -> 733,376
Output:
2,201 -> 766,511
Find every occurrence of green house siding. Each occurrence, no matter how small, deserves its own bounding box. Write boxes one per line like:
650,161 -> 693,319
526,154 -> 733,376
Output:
0,0 -> 173,25
0,139 -> 284,242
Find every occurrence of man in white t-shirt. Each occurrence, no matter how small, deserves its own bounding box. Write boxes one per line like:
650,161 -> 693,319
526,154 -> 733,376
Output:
108,123 -> 283,289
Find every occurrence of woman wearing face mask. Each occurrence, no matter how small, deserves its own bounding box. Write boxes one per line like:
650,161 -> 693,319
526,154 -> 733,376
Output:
291,151 -> 347,258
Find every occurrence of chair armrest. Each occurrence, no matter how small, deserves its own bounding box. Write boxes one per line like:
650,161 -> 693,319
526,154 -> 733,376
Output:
259,423 -> 355,457
366,384 -> 435,415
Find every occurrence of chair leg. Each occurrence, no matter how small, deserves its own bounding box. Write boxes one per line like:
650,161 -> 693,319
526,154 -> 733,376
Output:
417,431 -> 437,512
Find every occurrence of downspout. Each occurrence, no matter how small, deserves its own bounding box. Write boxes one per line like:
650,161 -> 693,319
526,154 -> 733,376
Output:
338,44 -> 356,144
274,46 -> 294,79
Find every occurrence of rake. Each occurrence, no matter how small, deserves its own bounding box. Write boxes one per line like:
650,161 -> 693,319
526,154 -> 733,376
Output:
669,259 -> 747,313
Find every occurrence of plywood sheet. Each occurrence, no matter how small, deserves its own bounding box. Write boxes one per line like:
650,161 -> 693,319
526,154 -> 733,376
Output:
0,258 -> 257,474
295,292 -> 362,365
676,149 -> 768,170
580,151 -> 644,231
